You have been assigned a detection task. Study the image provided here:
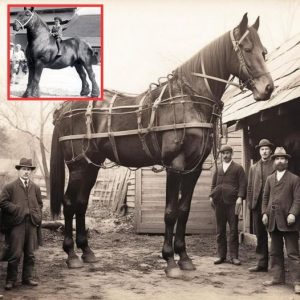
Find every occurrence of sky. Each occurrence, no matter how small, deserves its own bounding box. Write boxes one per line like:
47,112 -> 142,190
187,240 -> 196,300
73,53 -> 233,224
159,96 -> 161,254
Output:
103,0 -> 300,92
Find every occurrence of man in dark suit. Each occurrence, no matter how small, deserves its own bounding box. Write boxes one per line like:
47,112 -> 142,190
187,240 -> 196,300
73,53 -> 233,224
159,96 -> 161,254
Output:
262,147 -> 300,294
247,139 -> 274,272
0,158 -> 43,290
210,145 -> 247,266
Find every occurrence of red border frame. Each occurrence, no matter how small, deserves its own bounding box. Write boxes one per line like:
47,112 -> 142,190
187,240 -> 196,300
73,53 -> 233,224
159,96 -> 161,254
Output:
7,4 -> 104,101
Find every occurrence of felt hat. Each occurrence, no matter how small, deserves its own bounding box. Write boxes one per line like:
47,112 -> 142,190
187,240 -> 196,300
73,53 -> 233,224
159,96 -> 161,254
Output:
255,139 -> 274,149
271,147 -> 291,159
15,158 -> 36,170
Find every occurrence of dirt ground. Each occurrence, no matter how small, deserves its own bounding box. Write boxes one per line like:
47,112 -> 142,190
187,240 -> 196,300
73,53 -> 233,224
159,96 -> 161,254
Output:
0,212 -> 299,300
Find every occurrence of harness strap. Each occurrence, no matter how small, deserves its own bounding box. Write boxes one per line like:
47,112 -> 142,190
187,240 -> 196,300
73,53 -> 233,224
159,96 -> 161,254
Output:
200,52 -> 215,101
85,100 -> 94,139
149,84 -> 168,162
107,94 -> 120,164
58,122 -> 213,142
137,94 -> 155,160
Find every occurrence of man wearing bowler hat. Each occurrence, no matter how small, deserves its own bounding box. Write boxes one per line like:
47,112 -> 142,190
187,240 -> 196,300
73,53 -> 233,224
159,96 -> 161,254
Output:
51,16 -> 63,57
247,139 -> 275,272
0,158 -> 43,290
262,147 -> 300,294
210,145 -> 247,266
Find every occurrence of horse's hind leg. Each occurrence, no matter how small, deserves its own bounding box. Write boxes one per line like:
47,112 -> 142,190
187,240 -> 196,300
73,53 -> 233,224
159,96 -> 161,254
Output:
74,164 -> 100,263
174,169 -> 201,271
74,63 -> 90,96
83,63 -> 100,97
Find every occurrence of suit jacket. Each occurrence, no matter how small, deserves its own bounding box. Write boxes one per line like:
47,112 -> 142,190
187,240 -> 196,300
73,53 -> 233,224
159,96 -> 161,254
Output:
0,178 -> 43,231
210,161 -> 247,205
262,170 -> 300,232
247,159 -> 274,210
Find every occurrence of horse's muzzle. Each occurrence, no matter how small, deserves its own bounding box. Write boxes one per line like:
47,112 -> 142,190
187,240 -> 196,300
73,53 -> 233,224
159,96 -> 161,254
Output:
13,22 -> 20,31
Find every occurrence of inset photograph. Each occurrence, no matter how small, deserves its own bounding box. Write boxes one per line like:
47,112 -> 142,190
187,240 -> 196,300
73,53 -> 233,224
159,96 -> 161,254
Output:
8,5 -> 103,100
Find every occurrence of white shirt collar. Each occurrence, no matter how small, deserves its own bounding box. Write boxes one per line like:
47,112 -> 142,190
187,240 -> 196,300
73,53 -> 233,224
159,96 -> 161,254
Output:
222,160 -> 233,172
276,170 -> 286,181
19,177 -> 29,186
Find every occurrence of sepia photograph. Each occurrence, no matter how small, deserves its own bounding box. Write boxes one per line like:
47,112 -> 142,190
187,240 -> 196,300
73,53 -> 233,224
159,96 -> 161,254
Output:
8,4 -> 103,100
0,0 -> 300,299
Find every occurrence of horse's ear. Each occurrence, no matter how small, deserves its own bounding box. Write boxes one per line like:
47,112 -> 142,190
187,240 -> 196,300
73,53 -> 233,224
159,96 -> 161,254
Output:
252,16 -> 260,31
24,7 -> 27,10
238,13 -> 248,35
30,7 -> 34,12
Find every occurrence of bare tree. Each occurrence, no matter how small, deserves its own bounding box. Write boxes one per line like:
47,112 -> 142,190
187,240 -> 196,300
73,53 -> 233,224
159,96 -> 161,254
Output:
0,100 -> 56,198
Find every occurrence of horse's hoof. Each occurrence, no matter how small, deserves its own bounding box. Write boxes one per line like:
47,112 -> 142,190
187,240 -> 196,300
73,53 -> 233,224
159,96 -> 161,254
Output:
178,259 -> 196,271
66,257 -> 84,268
82,252 -> 98,263
165,265 -> 183,279
81,90 -> 90,96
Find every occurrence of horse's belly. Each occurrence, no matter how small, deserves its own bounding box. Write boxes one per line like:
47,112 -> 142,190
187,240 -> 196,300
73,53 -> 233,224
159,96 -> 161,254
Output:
101,135 -> 160,168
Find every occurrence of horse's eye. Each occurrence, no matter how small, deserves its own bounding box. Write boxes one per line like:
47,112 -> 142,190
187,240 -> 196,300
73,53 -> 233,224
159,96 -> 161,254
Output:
244,48 -> 252,53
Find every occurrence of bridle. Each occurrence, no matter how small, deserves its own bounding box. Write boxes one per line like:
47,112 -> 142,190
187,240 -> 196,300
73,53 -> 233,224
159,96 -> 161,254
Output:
14,9 -> 34,30
192,28 -> 270,92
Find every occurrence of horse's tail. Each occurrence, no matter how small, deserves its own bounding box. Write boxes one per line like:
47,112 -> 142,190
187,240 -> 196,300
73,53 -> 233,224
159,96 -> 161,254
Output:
87,45 -> 99,65
50,124 -> 65,218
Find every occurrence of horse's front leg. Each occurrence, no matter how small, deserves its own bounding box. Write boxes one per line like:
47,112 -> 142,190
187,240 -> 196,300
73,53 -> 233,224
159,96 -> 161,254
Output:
30,62 -> 43,97
162,170 -> 182,278
175,169 -> 201,271
63,194 -> 83,268
23,62 -> 34,97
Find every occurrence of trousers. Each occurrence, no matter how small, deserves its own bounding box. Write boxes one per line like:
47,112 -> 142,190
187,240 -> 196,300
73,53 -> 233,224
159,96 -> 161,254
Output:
6,216 -> 38,282
214,201 -> 239,259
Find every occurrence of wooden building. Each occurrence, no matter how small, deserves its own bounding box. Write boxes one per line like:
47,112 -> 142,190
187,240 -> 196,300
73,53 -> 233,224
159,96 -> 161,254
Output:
221,33 -> 300,236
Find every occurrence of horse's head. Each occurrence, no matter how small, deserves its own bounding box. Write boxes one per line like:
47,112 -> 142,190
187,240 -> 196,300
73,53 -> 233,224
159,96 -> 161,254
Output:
229,13 -> 274,101
13,7 -> 35,31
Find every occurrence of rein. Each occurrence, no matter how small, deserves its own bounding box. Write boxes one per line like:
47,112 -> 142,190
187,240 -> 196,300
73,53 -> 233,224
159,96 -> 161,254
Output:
15,10 -> 34,30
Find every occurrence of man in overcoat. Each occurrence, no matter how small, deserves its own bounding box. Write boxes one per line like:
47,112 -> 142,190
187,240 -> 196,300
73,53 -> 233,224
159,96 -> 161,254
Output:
247,139 -> 274,272
0,158 -> 43,290
210,145 -> 247,265
262,147 -> 300,294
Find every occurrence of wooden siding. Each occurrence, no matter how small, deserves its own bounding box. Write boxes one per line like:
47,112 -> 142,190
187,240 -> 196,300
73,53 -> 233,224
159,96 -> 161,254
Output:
135,167 -> 215,234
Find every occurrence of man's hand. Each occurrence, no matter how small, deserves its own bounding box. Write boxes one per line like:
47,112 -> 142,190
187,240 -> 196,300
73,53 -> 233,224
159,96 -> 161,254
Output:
262,214 -> 268,226
209,197 -> 215,210
235,197 -> 242,215
287,214 -> 296,226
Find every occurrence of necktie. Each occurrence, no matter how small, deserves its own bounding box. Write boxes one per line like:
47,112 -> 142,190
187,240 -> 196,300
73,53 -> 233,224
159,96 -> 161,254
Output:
24,180 -> 28,191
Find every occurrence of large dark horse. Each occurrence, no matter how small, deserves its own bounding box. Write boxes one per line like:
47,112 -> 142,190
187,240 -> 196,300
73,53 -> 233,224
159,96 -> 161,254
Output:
12,7 -> 100,98
50,14 -> 274,277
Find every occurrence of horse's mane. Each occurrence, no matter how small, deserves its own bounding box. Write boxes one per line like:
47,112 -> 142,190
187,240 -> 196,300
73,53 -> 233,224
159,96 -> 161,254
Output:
33,11 -> 51,31
174,31 -> 233,97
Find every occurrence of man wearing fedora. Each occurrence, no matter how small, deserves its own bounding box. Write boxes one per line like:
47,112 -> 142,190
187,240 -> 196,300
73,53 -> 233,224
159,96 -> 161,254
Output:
262,147 -> 300,294
51,17 -> 63,57
210,145 -> 247,266
247,139 -> 275,272
0,158 -> 42,290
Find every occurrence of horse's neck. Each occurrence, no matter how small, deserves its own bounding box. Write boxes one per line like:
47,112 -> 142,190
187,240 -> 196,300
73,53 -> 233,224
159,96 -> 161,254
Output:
27,16 -> 51,42
178,32 -> 232,101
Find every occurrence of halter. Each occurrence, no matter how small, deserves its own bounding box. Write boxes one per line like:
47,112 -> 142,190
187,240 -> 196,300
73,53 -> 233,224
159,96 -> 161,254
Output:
15,10 -> 34,30
192,28 -> 269,92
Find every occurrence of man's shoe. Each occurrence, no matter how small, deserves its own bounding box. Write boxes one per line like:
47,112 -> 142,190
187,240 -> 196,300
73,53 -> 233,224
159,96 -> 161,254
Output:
22,279 -> 38,287
248,265 -> 268,272
263,280 -> 285,286
230,258 -> 241,266
56,52 -> 62,57
294,284 -> 300,294
214,258 -> 226,265
5,281 -> 15,290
